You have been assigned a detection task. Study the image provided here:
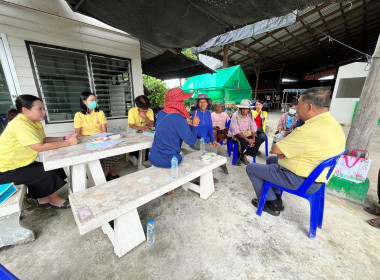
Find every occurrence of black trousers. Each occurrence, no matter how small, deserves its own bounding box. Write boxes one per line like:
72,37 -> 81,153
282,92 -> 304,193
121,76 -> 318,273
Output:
0,162 -> 67,199
234,131 -> 266,159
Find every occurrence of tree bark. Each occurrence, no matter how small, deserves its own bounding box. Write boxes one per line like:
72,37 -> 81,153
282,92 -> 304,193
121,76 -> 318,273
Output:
345,35 -> 380,157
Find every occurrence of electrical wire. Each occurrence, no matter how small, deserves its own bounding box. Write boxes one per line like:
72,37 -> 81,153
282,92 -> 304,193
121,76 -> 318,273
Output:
314,27 -> 373,71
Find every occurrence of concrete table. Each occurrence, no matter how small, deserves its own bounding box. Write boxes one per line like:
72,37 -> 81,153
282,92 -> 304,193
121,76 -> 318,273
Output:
40,130 -> 154,194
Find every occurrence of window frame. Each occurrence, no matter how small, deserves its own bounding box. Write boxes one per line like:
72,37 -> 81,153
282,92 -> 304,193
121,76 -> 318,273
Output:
26,41 -> 135,124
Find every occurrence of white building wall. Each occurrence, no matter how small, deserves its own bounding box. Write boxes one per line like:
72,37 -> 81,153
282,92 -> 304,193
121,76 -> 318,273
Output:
0,0 -> 143,135
330,62 -> 368,124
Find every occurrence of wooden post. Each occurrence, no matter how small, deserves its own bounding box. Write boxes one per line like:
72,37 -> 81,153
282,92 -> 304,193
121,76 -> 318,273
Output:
222,45 -> 229,107
345,35 -> 380,156
253,57 -> 260,100
223,44 -> 229,68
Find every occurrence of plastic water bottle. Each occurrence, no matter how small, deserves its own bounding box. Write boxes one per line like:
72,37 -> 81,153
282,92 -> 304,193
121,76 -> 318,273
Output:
147,219 -> 155,245
200,137 -> 205,154
171,155 -> 178,179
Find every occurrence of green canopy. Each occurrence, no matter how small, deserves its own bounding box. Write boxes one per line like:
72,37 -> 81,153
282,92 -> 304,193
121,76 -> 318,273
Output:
181,65 -> 252,104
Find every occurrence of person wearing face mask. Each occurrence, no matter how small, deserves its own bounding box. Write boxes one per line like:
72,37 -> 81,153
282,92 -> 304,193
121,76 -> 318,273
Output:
277,103 -> 299,137
74,91 -> 121,181
0,95 -> 78,209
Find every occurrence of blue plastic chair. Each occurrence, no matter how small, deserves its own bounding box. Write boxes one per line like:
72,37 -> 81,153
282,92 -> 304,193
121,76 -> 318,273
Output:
226,121 -> 269,165
256,151 -> 345,238
0,264 -> 18,280
220,120 -> 231,147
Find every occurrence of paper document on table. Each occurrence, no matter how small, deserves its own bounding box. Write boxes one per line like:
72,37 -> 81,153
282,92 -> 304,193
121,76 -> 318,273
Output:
91,132 -> 113,138
142,131 -> 155,137
86,140 -> 123,150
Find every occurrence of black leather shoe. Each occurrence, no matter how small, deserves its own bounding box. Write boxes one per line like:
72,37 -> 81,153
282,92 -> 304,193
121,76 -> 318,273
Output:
251,198 -> 280,216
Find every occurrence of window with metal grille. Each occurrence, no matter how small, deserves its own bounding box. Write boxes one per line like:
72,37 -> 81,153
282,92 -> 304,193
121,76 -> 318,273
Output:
90,55 -> 133,118
28,43 -> 133,123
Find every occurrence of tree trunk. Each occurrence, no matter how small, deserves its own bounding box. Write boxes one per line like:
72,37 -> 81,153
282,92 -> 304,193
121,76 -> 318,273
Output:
345,35 -> 380,157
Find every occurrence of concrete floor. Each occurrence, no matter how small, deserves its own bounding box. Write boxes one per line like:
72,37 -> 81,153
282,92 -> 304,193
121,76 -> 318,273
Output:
1,111 -> 380,280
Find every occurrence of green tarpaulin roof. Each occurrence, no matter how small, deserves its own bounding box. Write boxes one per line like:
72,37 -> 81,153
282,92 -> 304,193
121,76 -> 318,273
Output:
182,65 -> 252,104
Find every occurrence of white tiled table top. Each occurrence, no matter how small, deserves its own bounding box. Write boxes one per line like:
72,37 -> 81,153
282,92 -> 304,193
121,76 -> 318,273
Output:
41,131 -> 154,171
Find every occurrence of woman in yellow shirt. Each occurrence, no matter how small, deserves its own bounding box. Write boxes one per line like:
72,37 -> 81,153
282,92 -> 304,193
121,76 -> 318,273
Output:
0,95 -> 78,209
251,100 -> 268,157
74,92 -> 121,181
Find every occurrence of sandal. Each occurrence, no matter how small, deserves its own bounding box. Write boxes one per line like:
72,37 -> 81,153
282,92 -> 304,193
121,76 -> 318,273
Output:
50,199 -> 71,209
236,159 -> 242,166
166,190 -> 175,195
220,164 -> 229,174
213,177 -> 219,184
251,198 -> 280,216
364,207 -> 380,216
367,217 -> 380,229
108,174 -> 120,179
38,202 -> 51,209
242,157 -> 250,165
106,174 -> 120,181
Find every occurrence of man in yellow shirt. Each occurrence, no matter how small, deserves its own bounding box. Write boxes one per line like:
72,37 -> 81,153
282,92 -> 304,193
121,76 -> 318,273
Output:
128,95 -> 154,131
247,87 -> 345,216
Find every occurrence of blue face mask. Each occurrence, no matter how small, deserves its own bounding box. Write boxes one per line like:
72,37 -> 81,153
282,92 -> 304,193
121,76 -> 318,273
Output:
288,108 -> 296,115
88,101 -> 97,109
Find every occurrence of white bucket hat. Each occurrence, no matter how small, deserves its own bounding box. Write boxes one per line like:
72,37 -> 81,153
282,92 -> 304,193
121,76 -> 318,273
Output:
236,99 -> 251,109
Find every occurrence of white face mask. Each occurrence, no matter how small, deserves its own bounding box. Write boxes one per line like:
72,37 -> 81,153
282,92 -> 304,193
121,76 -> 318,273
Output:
288,108 -> 296,115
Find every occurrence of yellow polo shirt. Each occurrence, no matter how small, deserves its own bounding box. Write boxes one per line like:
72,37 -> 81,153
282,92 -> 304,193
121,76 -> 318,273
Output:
74,110 -> 108,136
276,112 -> 345,182
127,107 -> 154,128
0,114 -> 46,172
252,110 -> 268,132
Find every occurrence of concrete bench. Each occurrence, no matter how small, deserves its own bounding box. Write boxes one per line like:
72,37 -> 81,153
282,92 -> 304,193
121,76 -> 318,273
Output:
0,185 -> 35,247
69,151 -> 226,257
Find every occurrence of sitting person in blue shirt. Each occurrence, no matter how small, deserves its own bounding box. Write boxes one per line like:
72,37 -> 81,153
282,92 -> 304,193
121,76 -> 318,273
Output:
191,93 -> 219,149
191,93 -> 220,183
149,88 -> 199,169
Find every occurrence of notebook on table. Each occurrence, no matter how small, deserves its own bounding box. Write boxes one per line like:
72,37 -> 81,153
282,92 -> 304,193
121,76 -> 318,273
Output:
0,183 -> 18,206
